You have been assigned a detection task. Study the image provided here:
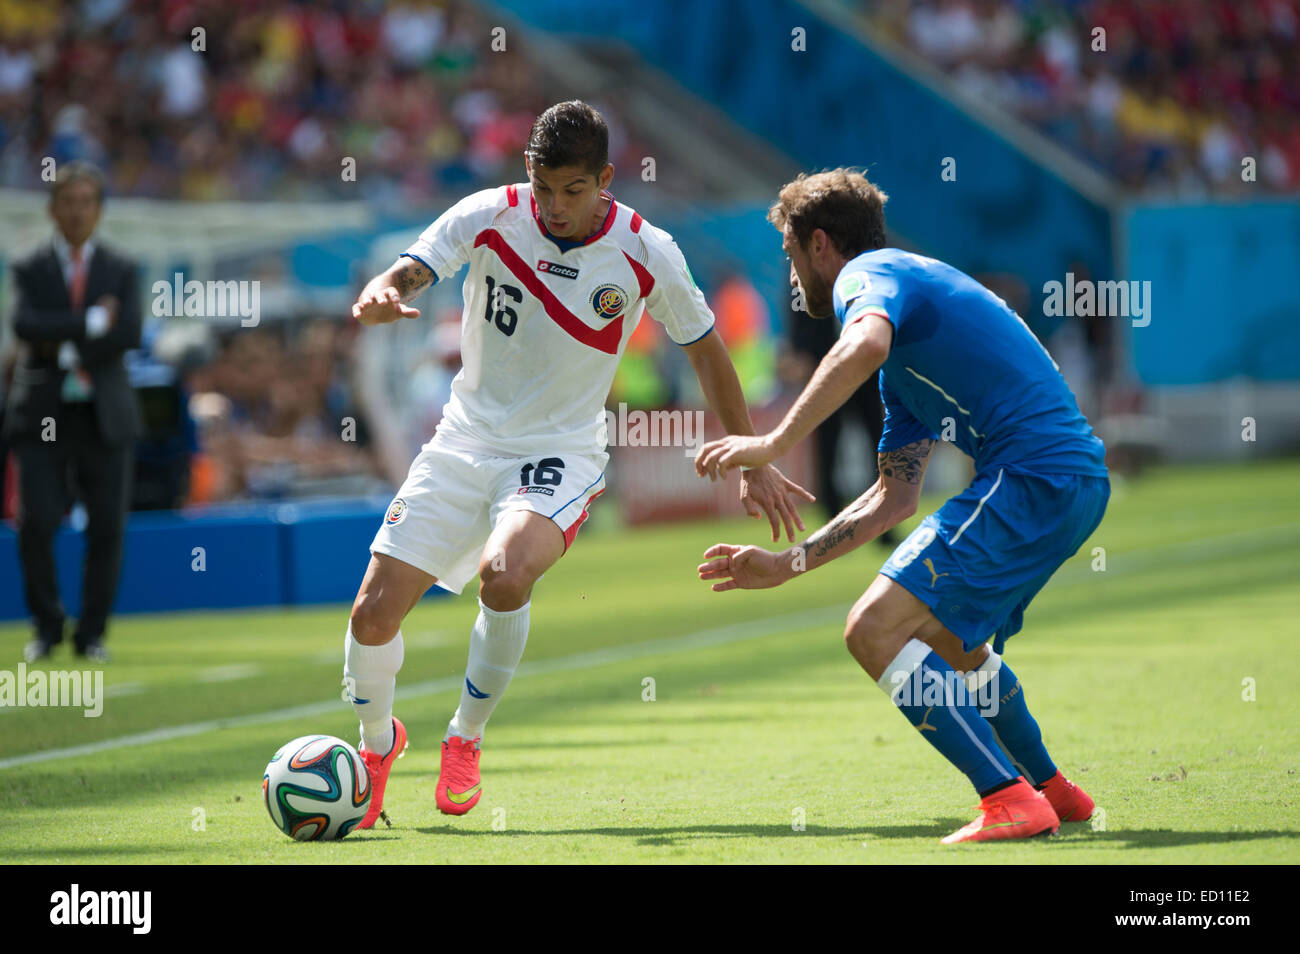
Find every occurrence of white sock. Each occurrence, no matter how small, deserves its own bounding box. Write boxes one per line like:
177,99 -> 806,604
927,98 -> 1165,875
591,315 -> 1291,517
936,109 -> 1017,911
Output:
343,626 -> 404,755
875,638 -> 932,699
962,647 -> 1001,695
447,600 -> 530,743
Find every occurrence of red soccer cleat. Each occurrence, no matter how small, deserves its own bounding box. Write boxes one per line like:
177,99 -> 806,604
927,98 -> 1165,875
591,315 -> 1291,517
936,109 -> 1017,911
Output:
1037,770 -> 1095,822
435,735 -> 483,816
356,717 -> 408,830
941,778 -> 1060,844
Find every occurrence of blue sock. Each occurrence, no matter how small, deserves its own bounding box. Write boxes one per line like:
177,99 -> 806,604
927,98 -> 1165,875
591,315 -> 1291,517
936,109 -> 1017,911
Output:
877,639 -> 1018,796
965,650 -> 1057,787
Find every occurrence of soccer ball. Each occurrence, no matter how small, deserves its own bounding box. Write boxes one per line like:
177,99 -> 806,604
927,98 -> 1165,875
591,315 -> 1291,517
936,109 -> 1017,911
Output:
263,735 -> 371,840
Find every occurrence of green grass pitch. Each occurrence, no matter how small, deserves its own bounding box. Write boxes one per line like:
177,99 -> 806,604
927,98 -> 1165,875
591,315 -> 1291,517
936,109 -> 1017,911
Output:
1,459 -> 1297,864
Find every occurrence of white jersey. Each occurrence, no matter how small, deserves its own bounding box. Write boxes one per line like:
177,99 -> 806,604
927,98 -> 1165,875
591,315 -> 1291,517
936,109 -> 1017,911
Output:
402,183 -> 715,456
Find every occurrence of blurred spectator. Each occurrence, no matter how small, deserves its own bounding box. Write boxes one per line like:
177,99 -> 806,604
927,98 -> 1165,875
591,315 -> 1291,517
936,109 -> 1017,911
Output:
710,270 -> 776,405
0,0 -> 642,205
182,318 -> 384,502
858,0 -> 1300,197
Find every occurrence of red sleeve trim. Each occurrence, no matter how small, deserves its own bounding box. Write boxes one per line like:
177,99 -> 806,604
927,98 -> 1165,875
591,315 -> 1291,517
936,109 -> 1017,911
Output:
622,251 -> 655,299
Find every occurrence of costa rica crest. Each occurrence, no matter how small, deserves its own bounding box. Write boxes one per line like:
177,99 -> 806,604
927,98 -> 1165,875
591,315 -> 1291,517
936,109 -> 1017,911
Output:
385,498 -> 407,525
590,283 -> 627,320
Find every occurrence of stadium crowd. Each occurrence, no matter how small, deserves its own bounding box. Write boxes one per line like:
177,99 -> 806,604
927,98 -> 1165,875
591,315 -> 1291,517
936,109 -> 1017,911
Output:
0,0 -> 644,205
180,319 -> 383,503
8,0 -> 1291,201
862,0 -> 1300,196
9,0 -> 1273,511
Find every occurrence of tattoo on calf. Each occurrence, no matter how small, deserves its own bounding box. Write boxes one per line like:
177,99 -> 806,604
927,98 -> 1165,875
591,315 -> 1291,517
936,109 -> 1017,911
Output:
878,439 -> 934,485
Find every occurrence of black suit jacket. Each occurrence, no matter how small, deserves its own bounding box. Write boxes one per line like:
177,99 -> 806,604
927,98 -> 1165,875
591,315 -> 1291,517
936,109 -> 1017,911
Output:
4,239 -> 143,446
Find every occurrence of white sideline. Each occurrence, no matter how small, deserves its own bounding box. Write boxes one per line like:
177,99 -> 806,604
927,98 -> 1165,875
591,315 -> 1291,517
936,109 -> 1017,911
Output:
0,605 -> 848,771
3,519 -> 1295,772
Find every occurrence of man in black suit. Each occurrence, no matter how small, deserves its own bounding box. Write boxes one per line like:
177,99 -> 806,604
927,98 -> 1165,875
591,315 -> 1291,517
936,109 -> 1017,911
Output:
4,162 -> 142,663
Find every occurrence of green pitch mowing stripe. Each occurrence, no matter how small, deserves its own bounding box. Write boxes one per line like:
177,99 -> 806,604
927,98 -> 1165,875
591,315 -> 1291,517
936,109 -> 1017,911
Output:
0,605 -> 849,771
0,460 -> 1296,864
3,519 -> 1293,771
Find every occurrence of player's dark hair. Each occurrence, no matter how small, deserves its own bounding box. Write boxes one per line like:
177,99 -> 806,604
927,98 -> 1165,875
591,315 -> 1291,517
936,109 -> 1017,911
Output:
526,101 -> 609,176
768,169 -> 888,257
50,160 -> 106,204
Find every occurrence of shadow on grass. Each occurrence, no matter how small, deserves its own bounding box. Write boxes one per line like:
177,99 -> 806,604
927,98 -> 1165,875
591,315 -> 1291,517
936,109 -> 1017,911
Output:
414,823 -> 879,845
410,821 -> 1300,850
474,736 -> 675,751
8,832 -> 403,861
1065,828 -> 1300,850
860,822 -> 1300,850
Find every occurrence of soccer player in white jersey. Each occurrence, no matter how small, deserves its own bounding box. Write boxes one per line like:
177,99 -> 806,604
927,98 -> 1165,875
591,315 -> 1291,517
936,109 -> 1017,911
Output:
344,101 -> 813,827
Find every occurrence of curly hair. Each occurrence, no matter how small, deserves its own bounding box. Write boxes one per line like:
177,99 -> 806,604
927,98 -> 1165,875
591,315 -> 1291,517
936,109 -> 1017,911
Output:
768,168 -> 888,257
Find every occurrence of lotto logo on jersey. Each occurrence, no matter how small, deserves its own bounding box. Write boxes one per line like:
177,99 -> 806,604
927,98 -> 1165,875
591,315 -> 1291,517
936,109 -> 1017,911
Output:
590,284 -> 627,320
537,260 -> 579,279
385,498 -> 407,525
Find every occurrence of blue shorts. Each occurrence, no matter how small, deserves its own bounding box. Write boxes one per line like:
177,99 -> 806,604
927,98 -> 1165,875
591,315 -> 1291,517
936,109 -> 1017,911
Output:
880,468 -> 1109,653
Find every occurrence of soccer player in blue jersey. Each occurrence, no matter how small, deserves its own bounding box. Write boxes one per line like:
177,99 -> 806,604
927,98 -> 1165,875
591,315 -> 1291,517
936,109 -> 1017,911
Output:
695,169 -> 1109,844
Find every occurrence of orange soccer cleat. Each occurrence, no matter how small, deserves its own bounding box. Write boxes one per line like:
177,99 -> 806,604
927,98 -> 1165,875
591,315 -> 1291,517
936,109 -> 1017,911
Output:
435,735 -> 483,816
1037,770 -> 1095,823
941,778 -> 1060,844
356,717 -> 408,830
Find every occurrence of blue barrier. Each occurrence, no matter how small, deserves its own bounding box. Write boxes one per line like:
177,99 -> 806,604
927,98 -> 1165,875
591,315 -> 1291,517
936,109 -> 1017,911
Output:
491,0 -> 1114,339
0,497 -> 448,621
1124,200 -> 1300,385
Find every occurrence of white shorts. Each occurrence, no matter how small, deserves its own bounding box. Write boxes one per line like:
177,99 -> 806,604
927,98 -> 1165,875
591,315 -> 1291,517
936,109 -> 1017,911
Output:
370,435 -> 607,594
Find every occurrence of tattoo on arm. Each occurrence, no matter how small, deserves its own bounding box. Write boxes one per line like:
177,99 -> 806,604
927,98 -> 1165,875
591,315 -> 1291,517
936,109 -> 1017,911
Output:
878,439 -> 934,485
392,258 -> 433,302
803,512 -> 858,559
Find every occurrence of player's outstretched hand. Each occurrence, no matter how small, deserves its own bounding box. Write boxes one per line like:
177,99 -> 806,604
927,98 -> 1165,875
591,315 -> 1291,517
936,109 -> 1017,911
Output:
694,434 -> 776,480
739,464 -> 816,542
352,286 -> 421,325
698,543 -> 792,592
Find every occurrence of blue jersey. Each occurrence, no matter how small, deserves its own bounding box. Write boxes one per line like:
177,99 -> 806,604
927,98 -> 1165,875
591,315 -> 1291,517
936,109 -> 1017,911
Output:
831,248 -> 1107,477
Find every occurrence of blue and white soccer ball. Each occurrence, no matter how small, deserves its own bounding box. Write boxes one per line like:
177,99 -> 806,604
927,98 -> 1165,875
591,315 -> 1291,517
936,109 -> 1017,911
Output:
263,735 -> 371,840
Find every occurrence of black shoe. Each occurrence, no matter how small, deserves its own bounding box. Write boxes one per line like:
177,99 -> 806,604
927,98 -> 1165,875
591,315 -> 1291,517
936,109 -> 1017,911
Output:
23,638 -> 56,663
76,641 -> 110,664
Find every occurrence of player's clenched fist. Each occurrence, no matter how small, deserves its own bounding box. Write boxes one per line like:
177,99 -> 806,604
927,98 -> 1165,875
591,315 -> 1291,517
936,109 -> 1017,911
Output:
697,543 -> 795,592
352,286 -> 421,325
